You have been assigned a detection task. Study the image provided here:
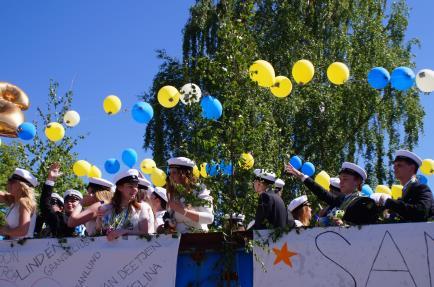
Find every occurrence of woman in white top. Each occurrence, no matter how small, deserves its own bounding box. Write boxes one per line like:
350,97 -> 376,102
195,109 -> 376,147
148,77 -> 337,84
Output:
68,177 -> 114,236
0,168 -> 37,239
288,195 -> 312,227
96,169 -> 154,241
137,177 -> 155,234
166,157 -> 214,233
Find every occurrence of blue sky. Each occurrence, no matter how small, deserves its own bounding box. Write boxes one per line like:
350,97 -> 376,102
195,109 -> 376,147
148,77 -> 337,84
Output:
1,1 -> 434,188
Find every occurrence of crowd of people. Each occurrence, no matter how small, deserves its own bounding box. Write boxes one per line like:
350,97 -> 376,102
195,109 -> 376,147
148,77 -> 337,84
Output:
0,149 -> 432,241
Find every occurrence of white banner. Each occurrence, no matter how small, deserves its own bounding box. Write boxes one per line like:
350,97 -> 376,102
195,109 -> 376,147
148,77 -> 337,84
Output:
0,235 -> 180,287
254,222 -> 434,287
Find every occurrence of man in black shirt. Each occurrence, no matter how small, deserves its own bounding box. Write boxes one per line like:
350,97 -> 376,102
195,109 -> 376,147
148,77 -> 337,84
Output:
253,169 -> 294,229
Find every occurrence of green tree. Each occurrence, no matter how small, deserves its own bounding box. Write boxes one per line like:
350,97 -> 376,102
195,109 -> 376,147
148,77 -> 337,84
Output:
144,0 -> 424,224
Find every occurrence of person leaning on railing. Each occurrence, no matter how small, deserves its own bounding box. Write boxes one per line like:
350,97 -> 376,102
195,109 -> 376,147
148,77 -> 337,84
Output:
0,168 -> 37,239
165,157 -> 214,233
285,162 -> 378,226
371,150 -> 433,222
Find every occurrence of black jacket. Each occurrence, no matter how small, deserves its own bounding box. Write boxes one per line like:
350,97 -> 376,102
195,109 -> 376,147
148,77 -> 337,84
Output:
303,177 -> 347,208
385,181 -> 433,222
40,183 -> 77,237
254,189 -> 293,229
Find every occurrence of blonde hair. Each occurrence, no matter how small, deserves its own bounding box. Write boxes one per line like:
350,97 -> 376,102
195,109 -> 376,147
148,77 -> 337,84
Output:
95,190 -> 113,204
166,167 -> 197,198
17,181 -> 36,214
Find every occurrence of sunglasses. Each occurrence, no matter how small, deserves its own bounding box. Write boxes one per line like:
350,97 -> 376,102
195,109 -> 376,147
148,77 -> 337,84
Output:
50,198 -> 63,206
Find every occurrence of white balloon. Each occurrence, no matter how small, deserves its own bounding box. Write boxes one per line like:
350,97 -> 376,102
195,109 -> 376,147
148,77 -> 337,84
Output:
63,110 -> 80,127
179,83 -> 202,105
416,69 -> 434,93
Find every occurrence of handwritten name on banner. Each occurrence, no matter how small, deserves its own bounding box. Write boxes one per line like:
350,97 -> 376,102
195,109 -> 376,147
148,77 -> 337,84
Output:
254,222 -> 434,287
0,235 -> 180,287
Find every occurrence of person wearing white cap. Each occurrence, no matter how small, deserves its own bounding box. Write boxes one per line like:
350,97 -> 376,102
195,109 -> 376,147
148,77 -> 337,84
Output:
67,177 -> 114,236
371,149 -> 433,222
252,169 -> 292,229
274,178 -> 285,197
285,161 -> 378,226
39,163 -> 85,237
136,176 -> 155,233
0,168 -> 37,239
288,195 -> 312,227
166,157 -> 214,233
96,169 -> 155,241
150,187 -> 169,232
317,177 -> 341,220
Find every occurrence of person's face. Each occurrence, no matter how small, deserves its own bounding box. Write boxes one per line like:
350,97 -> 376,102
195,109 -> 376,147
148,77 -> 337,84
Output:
7,179 -> 21,198
64,197 -> 80,214
118,182 -> 138,201
82,186 -> 96,207
150,193 -> 161,210
169,167 -> 183,184
393,160 -> 415,182
50,199 -> 63,212
253,178 -> 266,193
303,204 -> 312,222
339,173 -> 360,195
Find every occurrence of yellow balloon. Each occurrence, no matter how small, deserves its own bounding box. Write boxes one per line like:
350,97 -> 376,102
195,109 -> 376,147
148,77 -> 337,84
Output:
375,185 -> 392,195
88,165 -> 101,178
140,159 -> 156,174
239,153 -> 254,170
292,59 -> 315,85
391,184 -> 403,199
73,160 -> 91,177
249,60 -> 275,87
151,168 -> 167,187
193,165 -> 200,178
45,122 -> 65,142
200,163 -> 208,178
157,86 -> 180,108
327,62 -> 350,85
314,170 -> 330,191
270,76 -> 293,98
103,95 -> 122,115
420,159 -> 434,175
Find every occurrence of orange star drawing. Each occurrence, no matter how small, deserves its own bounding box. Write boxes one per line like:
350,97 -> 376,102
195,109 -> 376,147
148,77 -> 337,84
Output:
272,242 -> 298,267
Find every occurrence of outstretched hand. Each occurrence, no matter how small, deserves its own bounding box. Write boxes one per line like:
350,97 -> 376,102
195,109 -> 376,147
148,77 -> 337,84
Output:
284,163 -> 304,179
47,162 -> 63,181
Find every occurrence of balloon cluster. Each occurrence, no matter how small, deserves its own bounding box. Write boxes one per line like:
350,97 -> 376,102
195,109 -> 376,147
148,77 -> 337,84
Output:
73,160 -> 101,178
289,155 -> 316,176
157,84 -> 222,120
368,66 -> 434,93
249,60 -> 351,98
0,82 -> 29,138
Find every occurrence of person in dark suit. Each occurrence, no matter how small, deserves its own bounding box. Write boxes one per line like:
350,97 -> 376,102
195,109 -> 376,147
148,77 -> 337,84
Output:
253,169 -> 293,229
285,162 -> 378,225
372,149 -> 433,222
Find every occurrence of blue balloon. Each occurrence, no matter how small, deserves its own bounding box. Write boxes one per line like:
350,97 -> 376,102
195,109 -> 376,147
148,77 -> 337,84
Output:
391,67 -> 415,91
289,155 -> 302,170
201,96 -> 223,120
105,158 -> 120,174
361,184 -> 373,196
367,67 -> 390,89
301,162 -> 315,176
131,102 -> 153,124
206,162 -> 219,176
417,174 -> 428,185
122,148 -> 138,168
224,164 -> 233,176
17,122 -> 36,140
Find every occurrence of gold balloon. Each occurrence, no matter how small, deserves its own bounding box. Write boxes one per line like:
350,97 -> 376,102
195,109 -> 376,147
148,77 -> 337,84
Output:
391,185 -> 403,199
151,168 -> 167,187
327,62 -> 350,85
420,159 -> 434,175
45,122 -> 65,142
375,185 -> 392,195
200,163 -> 208,178
140,159 -> 157,174
249,60 -> 276,87
157,86 -> 180,108
103,95 -> 122,115
193,165 -> 200,178
0,82 -> 30,110
314,170 -> 330,191
292,60 -> 315,85
270,76 -> 293,98
239,153 -> 254,170
88,165 -> 102,178
0,99 -> 25,138
73,160 -> 91,177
